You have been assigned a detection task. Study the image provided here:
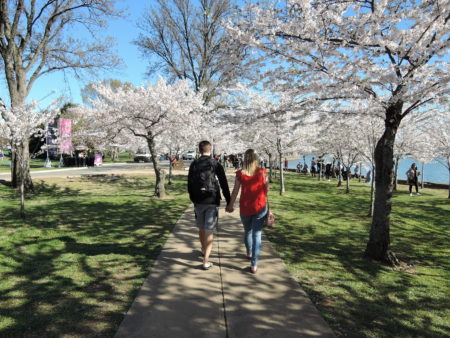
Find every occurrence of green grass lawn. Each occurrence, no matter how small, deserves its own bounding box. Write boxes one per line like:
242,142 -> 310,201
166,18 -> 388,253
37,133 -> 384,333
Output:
1,171 -> 448,337
0,175 -> 190,336
266,173 -> 450,337
0,158 -> 64,172
0,152 -> 135,172
102,152 -> 134,163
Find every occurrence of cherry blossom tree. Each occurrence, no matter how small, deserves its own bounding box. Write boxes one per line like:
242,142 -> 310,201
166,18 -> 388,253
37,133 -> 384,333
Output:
392,117 -> 417,191
0,102 -> 58,216
352,114 -> 384,216
236,120 -> 278,181
420,111 -> 450,198
87,78 -> 205,198
0,0 -> 121,191
230,0 -> 450,264
67,104 -> 138,160
219,85 -> 307,195
160,109 -> 204,185
318,117 -> 362,193
412,147 -> 435,190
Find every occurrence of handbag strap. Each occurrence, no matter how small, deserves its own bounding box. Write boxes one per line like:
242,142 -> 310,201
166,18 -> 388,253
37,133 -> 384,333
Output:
263,168 -> 270,213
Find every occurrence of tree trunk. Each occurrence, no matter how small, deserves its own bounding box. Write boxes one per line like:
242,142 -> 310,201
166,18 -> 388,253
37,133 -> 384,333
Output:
345,168 -> 350,193
12,140 -> 34,192
147,136 -> 165,198
318,159 -> 323,181
268,153 -> 273,183
277,139 -> 285,195
393,155 -> 399,191
16,140 -> 29,218
421,162 -> 424,189
20,180 -> 25,218
168,149 -> 173,185
448,166 -> 449,199
358,163 -> 362,183
8,71 -> 33,191
337,161 -> 342,187
365,105 -> 402,266
368,165 -> 376,217
279,155 -> 285,195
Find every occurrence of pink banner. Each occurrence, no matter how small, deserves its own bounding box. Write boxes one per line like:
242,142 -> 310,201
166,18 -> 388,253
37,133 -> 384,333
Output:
59,119 -> 72,153
94,153 -> 103,166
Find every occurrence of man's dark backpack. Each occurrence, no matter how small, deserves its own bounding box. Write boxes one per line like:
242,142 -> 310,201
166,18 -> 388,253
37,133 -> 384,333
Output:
190,158 -> 219,198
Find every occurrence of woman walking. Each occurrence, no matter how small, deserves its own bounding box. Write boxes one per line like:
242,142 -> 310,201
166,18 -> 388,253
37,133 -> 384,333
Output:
226,149 -> 269,273
406,163 -> 421,196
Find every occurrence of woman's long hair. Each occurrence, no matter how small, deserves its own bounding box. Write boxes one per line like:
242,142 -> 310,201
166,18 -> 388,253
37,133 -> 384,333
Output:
242,149 -> 259,176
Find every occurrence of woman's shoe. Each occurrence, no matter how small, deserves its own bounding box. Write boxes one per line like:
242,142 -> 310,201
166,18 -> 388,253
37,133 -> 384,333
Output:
246,254 -> 252,260
250,266 -> 257,274
203,262 -> 213,270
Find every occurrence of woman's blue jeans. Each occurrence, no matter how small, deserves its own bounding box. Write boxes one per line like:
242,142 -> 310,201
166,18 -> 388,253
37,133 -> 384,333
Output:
240,205 -> 267,267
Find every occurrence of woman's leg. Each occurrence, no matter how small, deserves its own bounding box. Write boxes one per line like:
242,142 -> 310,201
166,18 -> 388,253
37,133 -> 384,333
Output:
409,184 -> 413,194
240,214 -> 253,257
414,180 -> 419,193
250,206 -> 268,268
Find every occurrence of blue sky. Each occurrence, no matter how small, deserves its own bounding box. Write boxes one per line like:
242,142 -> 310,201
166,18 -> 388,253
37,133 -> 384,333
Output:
0,1 -> 153,107
1,1 -> 448,109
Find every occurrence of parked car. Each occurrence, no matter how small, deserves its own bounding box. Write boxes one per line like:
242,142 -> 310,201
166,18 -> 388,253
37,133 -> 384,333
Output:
182,151 -> 196,160
134,153 -> 151,162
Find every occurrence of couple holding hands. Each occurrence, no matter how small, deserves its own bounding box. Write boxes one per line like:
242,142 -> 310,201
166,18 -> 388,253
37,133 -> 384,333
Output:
188,141 -> 271,274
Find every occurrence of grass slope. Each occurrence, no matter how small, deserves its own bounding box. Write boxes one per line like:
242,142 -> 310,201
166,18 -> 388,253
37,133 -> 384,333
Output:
0,175 -> 190,337
266,173 -> 449,338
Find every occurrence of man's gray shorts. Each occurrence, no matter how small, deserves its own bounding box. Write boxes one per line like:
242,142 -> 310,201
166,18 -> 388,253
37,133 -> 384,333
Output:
194,204 -> 218,230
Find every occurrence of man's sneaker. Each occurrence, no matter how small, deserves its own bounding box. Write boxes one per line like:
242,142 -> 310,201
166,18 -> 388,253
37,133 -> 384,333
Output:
416,192 -> 421,195
410,193 -> 413,196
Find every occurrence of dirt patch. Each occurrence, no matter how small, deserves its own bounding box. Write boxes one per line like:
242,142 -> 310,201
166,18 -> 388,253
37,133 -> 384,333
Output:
145,195 -> 177,200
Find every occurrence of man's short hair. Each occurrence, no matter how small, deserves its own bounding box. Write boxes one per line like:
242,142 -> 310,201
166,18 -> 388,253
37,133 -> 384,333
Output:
199,140 -> 212,154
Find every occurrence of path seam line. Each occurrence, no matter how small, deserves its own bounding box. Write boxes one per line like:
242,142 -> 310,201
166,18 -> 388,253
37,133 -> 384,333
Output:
217,222 -> 230,338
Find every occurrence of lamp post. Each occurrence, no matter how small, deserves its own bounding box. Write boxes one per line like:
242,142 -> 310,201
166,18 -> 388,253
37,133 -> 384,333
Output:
40,91 -> 57,169
44,125 -> 52,168
58,151 -> 64,168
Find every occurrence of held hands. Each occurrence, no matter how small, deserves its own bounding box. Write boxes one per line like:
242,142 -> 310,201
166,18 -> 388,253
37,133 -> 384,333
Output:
225,204 -> 234,213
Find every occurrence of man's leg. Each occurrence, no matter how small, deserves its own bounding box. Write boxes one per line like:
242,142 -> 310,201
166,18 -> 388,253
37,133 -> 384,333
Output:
198,229 -> 204,255
202,230 -> 214,266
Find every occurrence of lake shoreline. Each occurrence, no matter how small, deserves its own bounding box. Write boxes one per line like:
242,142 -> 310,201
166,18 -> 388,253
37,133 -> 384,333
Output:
282,168 -> 449,190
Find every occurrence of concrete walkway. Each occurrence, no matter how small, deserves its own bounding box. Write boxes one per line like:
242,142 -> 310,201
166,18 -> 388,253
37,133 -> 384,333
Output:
115,204 -> 335,338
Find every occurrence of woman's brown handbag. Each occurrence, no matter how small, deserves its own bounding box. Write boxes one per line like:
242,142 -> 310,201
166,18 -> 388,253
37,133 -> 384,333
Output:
265,211 -> 275,227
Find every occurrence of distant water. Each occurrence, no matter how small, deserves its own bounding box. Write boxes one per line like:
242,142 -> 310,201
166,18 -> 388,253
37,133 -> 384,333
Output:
288,155 -> 448,184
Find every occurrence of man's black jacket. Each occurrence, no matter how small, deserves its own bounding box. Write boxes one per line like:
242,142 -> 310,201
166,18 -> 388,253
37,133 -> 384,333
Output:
188,155 -> 231,206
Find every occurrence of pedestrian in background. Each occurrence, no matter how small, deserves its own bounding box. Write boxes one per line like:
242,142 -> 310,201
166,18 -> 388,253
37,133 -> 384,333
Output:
311,157 -> 316,177
406,163 -> 421,196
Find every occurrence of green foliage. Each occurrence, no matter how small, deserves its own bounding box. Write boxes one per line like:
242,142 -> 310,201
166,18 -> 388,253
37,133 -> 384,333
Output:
266,173 -> 450,337
0,175 -> 190,336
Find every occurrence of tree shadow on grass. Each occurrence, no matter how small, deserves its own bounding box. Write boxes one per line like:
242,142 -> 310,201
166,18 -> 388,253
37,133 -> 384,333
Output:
31,180 -> 82,198
266,174 -> 450,337
0,180 -> 190,337
0,179 -> 12,187
78,174 -> 188,197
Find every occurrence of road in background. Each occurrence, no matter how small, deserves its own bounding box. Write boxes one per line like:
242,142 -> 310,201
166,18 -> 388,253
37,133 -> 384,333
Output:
0,161 -> 192,179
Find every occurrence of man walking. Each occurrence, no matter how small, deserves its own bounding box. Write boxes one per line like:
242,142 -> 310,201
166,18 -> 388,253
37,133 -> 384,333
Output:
188,140 -> 231,270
